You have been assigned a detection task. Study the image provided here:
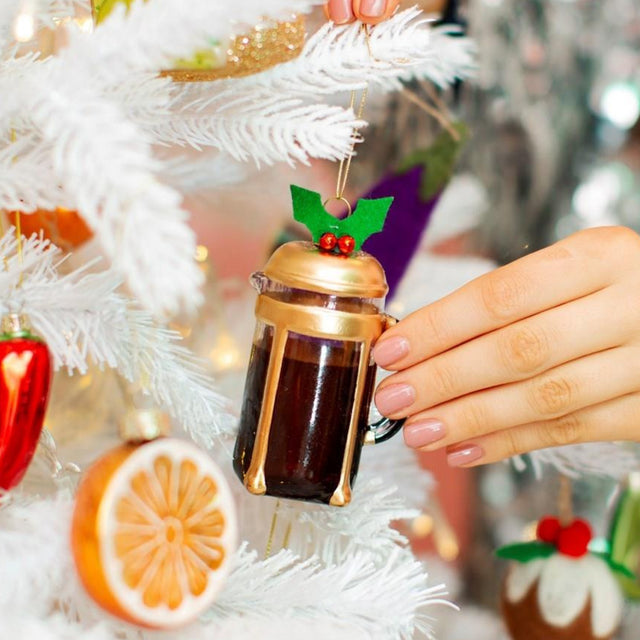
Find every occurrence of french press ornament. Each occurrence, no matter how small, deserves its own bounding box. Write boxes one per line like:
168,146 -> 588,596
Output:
233,185 -> 405,507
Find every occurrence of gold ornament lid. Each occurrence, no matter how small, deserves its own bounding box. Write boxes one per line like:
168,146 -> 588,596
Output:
262,241 -> 388,299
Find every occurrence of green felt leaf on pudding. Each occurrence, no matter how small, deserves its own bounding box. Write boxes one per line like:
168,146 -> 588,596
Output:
496,541 -> 556,563
290,185 -> 393,251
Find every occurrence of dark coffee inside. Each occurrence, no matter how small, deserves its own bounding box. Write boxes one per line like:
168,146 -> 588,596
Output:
233,329 -> 376,504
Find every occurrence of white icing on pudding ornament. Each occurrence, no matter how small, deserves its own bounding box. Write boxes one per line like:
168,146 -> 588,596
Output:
504,554 -> 624,638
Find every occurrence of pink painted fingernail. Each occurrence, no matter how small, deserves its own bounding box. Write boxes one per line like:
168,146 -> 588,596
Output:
447,445 -> 484,467
360,0 -> 386,17
404,419 -> 446,448
328,0 -> 354,23
374,336 -> 409,368
375,384 -> 415,416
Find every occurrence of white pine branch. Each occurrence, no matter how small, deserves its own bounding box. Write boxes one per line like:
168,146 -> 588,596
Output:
215,10 -> 475,98
0,0 -> 19,50
513,443 -> 640,479
160,151 -> 248,193
209,544 -> 452,640
153,12 -> 474,162
0,134 -> 63,211
29,67 -> 202,316
286,479 -> 418,564
151,98 -> 363,166
0,231 -> 235,446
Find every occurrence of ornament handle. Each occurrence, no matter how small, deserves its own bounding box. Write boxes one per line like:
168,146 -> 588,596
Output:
364,312 -> 406,445
365,416 -> 406,445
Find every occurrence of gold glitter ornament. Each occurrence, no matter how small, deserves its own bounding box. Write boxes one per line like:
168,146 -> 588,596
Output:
91,0 -> 305,82
164,15 -> 305,82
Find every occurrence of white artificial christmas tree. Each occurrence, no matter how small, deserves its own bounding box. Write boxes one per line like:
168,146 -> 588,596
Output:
0,2 -> 635,639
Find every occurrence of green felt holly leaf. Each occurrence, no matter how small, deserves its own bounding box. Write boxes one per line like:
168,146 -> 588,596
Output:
398,122 -> 470,201
496,541 -> 556,563
291,185 -> 393,251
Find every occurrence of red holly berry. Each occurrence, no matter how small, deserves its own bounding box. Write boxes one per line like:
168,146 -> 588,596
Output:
536,516 -> 561,544
337,235 -> 356,255
319,232 -> 338,252
556,519 -> 593,558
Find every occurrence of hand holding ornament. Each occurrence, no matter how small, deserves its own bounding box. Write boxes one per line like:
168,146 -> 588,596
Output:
372,226 -> 640,467
324,0 -> 400,25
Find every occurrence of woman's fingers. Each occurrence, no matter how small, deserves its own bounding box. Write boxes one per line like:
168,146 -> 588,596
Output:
401,346 -> 640,451
373,227 -> 638,372
325,0 -> 355,24
444,392 -> 640,467
374,285 -> 634,418
325,0 -> 399,25
353,0 -> 400,23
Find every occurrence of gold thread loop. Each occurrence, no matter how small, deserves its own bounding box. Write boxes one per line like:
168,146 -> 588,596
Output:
323,196 -> 352,217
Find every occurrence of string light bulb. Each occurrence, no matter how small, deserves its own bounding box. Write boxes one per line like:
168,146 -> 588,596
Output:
13,8 -> 35,42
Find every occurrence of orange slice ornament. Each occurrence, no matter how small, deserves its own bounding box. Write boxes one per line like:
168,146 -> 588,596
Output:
71,438 -> 237,629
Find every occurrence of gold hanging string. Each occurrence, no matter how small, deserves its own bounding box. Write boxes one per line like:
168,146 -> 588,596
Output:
264,499 -> 295,559
327,25 -> 376,214
264,499 -> 281,559
0,212 -> 7,272
282,519 -> 293,549
400,87 -> 461,141
334,85 -> 369,203
14,211 -> 23,268
558,474 -> 574,526
419,79 -> 454,122
6,130 -> 24,278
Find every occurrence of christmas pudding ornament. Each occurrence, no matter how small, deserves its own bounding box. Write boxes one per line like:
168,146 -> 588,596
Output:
71,411 -> 237,629
233,185 -> 404,507
92,0 -> 305,82
498,516 -> 628,640
0,313 -> 52,491
7,207 -> 93,251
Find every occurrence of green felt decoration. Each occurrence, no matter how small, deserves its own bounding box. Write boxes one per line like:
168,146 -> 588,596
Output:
496,540 -> 635,577
496,541 -> 556,563
290,185 -> 393,251
398,122 -> 470,201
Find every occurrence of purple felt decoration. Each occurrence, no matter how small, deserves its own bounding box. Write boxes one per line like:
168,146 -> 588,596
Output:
360,166 -> 441,300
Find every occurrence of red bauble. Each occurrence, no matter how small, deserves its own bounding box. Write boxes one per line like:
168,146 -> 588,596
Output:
337,235 -> 355,255
557,519 -> 593,558
0,330 -> 52,490
319,232 -> 338,252
537,516 -> 561,544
